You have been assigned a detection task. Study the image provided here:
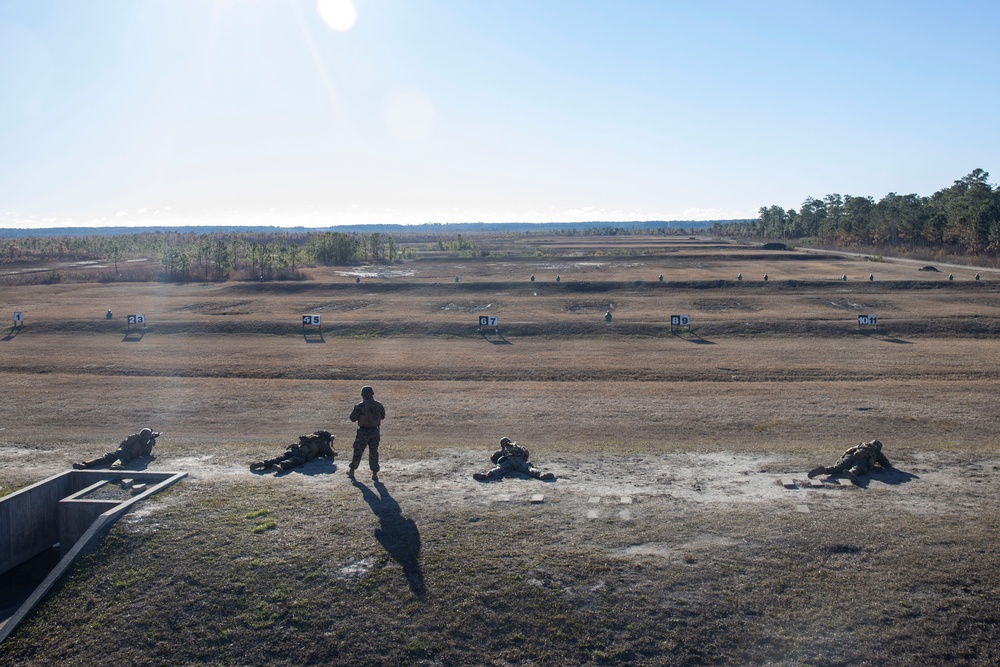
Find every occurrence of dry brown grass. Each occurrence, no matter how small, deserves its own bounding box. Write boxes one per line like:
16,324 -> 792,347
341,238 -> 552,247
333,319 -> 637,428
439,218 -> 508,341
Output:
1,236 -> 999,665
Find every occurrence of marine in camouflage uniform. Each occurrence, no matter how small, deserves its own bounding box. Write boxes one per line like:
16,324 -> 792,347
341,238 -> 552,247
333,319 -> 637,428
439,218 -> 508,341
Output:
348,386 -> 386,481
473,437 -> 555,481
73,428 -> 160,470
808,439 -> 892,484
250,430 -> 336,473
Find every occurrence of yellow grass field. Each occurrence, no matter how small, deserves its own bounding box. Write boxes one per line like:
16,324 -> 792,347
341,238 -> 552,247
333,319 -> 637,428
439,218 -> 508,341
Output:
1,236 -> 999,666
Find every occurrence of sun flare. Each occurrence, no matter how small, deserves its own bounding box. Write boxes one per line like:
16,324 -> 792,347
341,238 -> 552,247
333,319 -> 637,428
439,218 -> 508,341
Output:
317,0 -> 358,32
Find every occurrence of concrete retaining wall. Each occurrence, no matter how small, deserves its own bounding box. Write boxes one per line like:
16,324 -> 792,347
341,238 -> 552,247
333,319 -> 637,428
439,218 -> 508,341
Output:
0,473 -> 72,575
0,469 -> 186,644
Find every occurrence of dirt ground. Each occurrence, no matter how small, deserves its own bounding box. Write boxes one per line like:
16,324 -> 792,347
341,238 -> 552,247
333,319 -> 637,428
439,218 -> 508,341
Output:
2,236 -> 999,665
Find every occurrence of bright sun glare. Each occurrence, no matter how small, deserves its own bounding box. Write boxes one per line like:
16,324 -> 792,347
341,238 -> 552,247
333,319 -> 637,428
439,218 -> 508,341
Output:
317,0 -> 358,32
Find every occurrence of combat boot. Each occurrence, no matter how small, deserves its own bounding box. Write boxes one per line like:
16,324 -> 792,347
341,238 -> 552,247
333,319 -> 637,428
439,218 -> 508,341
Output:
473,472 -> 488,481
539,472 -> 555,481
371,472 -> 379,482
807,467 -> 826,479
347,468 -> 356,480
72,462 -> 86,470
273,463 -> 285,473
844,470 -> 860,485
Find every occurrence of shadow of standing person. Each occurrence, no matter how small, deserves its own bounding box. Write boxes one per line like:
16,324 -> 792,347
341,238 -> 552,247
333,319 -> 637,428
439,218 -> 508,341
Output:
353,480 -> 425,598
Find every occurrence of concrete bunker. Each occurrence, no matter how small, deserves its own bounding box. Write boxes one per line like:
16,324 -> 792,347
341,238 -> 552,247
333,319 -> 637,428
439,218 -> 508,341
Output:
0,469 -> 186,643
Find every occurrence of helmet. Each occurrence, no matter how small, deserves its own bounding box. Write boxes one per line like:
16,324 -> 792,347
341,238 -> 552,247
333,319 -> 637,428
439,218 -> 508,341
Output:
869,440 -> 883,450
361,385 -> 374,398
500,437 -> 512,447
140,428 -> 153,438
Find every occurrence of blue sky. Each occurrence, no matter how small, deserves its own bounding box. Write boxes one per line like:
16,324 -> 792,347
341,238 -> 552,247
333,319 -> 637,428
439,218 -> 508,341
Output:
1,0 -> 998,229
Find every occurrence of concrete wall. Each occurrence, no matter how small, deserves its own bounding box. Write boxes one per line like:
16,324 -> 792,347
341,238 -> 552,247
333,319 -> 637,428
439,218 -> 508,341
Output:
0,470 -> 183,576
58,482 -> 121,552
0,470 -> 187,645
0,472 -> 72,575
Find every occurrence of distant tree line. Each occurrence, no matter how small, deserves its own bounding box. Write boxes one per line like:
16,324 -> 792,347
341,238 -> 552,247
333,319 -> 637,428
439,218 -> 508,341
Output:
729,169 -> 1000,255
0,230 -> 411,281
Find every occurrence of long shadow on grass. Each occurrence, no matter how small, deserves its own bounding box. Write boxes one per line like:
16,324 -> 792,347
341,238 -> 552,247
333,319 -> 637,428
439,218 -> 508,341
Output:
846,467 -> 920,488
480,330 -> 511,345
672,330 -> 715,344
353,480 -> 425,598
2,325 -> 23,341
861,330 -> 913,344
263,458 -> 337,476
862,467 -> 920,487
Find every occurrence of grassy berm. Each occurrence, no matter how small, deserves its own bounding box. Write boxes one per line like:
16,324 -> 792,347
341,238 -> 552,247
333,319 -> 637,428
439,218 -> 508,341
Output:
2,476 -> 999,666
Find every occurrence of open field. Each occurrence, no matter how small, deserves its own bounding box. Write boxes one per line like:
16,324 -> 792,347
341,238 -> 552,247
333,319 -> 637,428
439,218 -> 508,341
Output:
2,237 -> 999,665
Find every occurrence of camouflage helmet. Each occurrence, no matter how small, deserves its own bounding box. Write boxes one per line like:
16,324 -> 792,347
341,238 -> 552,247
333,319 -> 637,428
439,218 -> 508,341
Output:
140,428 -> 153,438
361,385 -> 374,398
316,430 -> 333,441
499,437 -> 513,447
868,439 -> 883,451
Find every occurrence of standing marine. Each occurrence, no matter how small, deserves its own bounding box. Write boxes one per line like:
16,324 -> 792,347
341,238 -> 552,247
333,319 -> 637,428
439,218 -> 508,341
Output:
808,439 -> 892,484
348,385 -> 386,481
250,431 -> 336,473
73,428 -> 160,470
473,437 -> 555,481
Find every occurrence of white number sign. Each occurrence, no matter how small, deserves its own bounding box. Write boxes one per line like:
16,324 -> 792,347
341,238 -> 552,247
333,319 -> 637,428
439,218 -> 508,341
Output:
302,315 -> 321,326
671,314 -> 691,327
13,311 -> 23,323
479,315 -> 498,327
858,315 -> 878,326
127,314 -> 146,325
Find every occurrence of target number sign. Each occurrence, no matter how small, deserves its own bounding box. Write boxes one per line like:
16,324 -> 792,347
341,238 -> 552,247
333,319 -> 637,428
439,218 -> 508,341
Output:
857,315 -> 878,326
479,316 -> 498,327
128,314 -> 145,325
670,314 -> 691,327
302,314 -> 322,326
13,311 -> 23,323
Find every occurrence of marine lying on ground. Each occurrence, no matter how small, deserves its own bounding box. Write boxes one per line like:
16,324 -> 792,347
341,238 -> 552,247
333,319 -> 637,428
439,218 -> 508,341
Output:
250,431 -> 336,473
473,437 -> 556,481
73,428 -> 160,470
807,439 -> 892,484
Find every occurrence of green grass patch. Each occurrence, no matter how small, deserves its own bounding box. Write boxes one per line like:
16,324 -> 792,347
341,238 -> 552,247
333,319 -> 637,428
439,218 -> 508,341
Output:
251,518 -> 278,533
